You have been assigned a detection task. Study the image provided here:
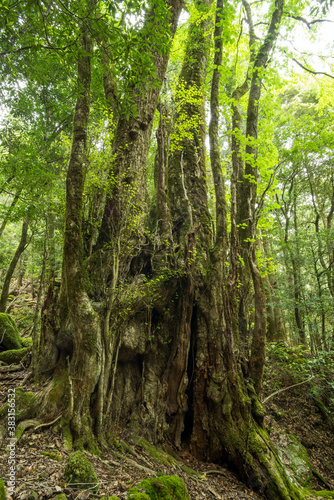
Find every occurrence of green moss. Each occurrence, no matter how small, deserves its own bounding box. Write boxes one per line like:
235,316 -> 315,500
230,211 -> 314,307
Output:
179,464 -> 201,476
49,373 -> 68,405
282,433 -> 312,488
251,398 -> 266,423
0,313 -> 21,350
28,492 -> 38,500
20,337 -> 33,348
14,423 -> 25,441
107,434 -> 121,449
60,418 -> 73,451
64,451 -> 99,493
132,436 -> 175,465
16,387 -> 36,420
41,451 -> 62,462
99,497 -> 120,500
0,347 -> 28,364
53,495 -> 68,500
73,415 -> 101,455
311,491 -> 334,498
87,436 -> 101,456
0,478 -> 6,500
127,494 -> 150,500
127,475 -> 190,500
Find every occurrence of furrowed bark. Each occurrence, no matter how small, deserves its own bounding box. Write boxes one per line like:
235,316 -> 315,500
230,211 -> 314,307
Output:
209,0 -> 228,253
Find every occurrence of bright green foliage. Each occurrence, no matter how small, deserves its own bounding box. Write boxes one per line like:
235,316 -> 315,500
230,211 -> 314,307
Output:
0,313 -> 21,349
64,451 -> 99,493
127,475 -> 190,500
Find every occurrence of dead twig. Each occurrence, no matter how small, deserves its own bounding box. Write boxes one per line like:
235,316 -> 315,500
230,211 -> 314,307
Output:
262,376 -> 314,404
33,415 -> 62,431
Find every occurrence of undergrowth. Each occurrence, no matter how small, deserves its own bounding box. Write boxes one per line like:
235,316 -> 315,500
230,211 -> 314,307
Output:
265,342 -> 334,416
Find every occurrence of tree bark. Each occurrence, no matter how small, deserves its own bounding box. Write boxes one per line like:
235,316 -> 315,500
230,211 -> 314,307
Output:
0,216 -> 29,312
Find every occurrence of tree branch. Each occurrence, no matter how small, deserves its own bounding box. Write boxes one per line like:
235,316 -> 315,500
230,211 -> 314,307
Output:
262,376 -> 314,404
287,14 -> 334,29
291,56 -> 334,79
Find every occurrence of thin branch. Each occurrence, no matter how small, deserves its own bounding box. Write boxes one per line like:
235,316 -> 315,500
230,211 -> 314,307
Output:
291,56 -> 334,80
287,14 -> 334,29
262,376 -> 314,404
33,414 -> 62,431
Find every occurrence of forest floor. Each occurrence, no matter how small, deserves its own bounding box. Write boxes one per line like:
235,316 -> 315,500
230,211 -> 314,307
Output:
1,354 -> 334,500
1,288 -> 334,499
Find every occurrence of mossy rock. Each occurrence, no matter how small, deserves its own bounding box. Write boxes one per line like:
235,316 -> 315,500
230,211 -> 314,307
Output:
15,387 -> 36,421
0,478 -> 6,500
64,451 -> 99,493
0,313 -> 22,350
21,337 -> 33,348
127,475 -> 190,500
0,347 -> 28,364
277,431 -> 312,488
53,495 -> 68,500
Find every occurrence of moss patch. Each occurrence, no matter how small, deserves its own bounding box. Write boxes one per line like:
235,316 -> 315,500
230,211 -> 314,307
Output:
276,431 -> 312,488
0,313 -> 21,350
127,475 -> 190,500
28,492 -> 38,500
99,497 -> 120,500
0,347 -> 28,364
15,387 -> 36,421
41,451 -> 62,462
127,494 -> 150,500
310,491 -> 334,499
64,450 -> 99,493
20,337 -> 33,348
58,418 -> 72,451
132,436 -> 175,465
0,478 -> 6,500
53,495 -> 68,500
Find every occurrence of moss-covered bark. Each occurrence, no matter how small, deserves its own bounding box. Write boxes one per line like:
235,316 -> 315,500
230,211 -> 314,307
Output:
0,313 -> 22,350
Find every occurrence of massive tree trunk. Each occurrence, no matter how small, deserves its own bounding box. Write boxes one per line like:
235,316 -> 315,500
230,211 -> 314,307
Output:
38,0 -> 184,444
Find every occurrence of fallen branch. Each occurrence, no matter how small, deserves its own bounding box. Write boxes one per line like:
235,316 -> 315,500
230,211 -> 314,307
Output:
262,376 -> 314,404
33,415 -> 62,431
205,470 -> 230,478
0,364 -> 24,372
114,451 -> 157,476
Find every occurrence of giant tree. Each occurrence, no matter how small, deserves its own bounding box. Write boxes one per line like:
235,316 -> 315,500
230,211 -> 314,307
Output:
1,0 -> 331,498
